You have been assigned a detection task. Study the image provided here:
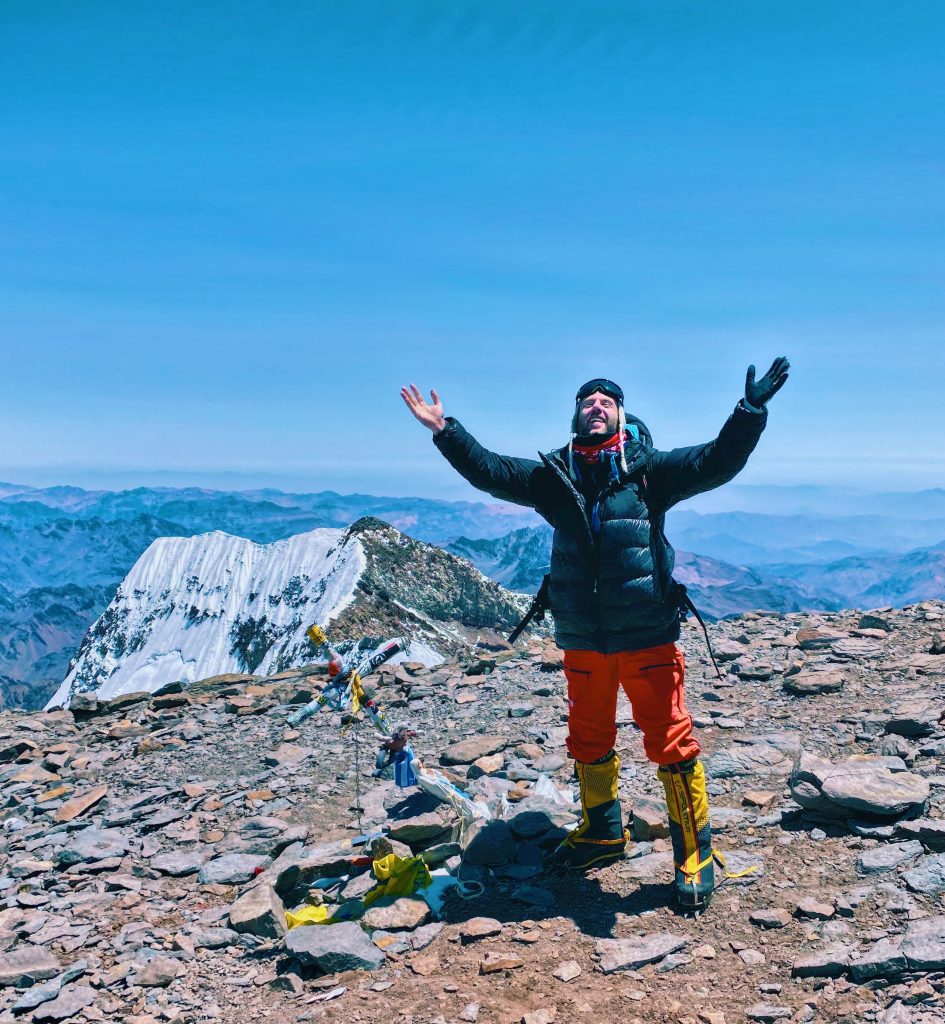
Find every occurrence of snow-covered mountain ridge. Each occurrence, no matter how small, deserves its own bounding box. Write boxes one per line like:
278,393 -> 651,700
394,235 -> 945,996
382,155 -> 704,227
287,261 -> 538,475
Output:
48,517 -> 529,708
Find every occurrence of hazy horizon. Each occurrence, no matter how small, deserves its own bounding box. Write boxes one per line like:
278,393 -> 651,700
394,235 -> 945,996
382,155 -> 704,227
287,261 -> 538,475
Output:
2,472 -> 942,507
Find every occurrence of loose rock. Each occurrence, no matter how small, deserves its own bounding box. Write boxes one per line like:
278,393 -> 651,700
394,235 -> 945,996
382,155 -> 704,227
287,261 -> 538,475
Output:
596,933 -> 688,974
285,922 -> 385,973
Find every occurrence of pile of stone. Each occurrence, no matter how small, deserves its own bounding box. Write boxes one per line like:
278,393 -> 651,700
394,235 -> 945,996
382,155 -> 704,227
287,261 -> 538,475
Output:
3,599 -> 945,1024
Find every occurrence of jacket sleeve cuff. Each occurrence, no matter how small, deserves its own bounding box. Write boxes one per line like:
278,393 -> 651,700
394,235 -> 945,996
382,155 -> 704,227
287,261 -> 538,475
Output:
739,398 -> 765,415
432,416 -> 460,447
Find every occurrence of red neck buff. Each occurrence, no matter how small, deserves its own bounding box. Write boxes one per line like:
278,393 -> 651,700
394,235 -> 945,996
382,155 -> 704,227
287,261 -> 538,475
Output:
571,431 -> 625,463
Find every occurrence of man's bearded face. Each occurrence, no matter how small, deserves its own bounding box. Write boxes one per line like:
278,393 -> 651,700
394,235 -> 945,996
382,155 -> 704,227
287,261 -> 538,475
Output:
578,391 -> 619,436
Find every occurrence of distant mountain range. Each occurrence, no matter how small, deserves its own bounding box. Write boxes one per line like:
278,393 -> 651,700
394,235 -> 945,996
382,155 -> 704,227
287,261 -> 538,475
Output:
1,480 -> 943,710
0,582 -> 114,711
681,484 -> 945,519
767,542 -> 945,608
446,525 -> 945,617
447,527 -> 552,593
0,482 -> 540,544
665,508 -> 945,565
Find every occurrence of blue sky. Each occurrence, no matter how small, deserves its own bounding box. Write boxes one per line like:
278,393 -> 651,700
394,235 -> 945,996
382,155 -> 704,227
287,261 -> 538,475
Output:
3,2 -> 944,499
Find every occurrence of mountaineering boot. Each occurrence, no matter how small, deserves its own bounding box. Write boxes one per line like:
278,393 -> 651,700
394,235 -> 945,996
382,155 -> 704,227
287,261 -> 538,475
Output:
658,758 -> 715,913
551,749 -> 629,871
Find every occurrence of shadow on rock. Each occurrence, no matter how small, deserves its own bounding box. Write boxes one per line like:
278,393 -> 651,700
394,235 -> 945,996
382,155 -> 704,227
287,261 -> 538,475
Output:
441,866 -> 673,939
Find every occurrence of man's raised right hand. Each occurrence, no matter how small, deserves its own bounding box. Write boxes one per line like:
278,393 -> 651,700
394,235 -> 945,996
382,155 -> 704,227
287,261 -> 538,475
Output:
400,384 -> 446,434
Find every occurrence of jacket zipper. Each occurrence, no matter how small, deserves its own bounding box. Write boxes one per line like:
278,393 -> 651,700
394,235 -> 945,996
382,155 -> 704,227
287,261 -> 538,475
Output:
539,453 -> 594,554
541,448 -> 650,652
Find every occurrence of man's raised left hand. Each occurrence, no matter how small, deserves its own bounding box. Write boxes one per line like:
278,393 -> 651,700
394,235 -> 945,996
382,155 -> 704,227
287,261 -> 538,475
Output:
745,356 -> 790,409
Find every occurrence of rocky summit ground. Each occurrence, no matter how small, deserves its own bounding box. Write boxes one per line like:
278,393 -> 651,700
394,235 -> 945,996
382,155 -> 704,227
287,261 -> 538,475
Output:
4,603 -> 945,1024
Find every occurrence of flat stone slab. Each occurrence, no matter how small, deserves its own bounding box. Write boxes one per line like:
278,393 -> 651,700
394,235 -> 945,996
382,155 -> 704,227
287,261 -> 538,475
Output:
31,983 -> 96,1022
0,947 -> 62,988
467,753 -> 504,778
795,897 -> 835,920
750,908 -> 791,930
103,690 -> 151,710
198,854 -> 271,886
621,851 -> 673,880
833,636 -> 884,658
0,739 -> 40,762
746,1004 -> 793,1022
790,751 -> 929,823
703,743 -> 792,779
507,810 -> 557,840
796,627 -> 845,650
856,841 -> 924,875
188,926 -> 240,949
903,853 -> 945,895
822,770 -> 929,820
55,828 -> 130,866
139,807 -> 188,832
228,883 -> 287,938
630,798 -> 669,841
886,699 -> 942,738
596,933 -> 687,973
440,735 -> 508,766
791,944 -> 852,978
263,743 -> 313,767
54,785 -> 108,823
285,921 -> 385,973
386,813 -> 452,847
896,818 -> 945,852
361,898 -> 430,931
783,670 -> 844,696
850,937 -> 907,982
847,915 -> 945,981
901,914 -> 945,970
150,850 -> 208,876
554,960 -> 582,982
409,921 -> 444,951
10,962 -> 86,1013
459,918 -> 503,944
510,883 -> 556,908
131,956 -> 181,988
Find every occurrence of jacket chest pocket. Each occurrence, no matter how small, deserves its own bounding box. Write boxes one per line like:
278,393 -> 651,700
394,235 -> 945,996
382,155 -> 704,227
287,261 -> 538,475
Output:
601,488 -> 647,522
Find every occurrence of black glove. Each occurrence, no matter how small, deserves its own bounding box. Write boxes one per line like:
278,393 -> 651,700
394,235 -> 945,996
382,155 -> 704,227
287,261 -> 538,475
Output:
745,356 -> 790,409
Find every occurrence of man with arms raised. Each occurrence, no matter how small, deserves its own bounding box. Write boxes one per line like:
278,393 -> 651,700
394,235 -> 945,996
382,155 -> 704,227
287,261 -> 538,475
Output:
401,358 -> 789,913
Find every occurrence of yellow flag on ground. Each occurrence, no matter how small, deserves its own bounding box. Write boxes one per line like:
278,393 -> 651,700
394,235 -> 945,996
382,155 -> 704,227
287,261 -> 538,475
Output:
285,852 -> 433,928
362,852 -> 433,906
285,904 -> 334,928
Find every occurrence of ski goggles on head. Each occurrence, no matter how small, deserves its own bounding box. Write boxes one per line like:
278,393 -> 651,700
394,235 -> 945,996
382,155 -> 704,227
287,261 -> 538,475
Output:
575,378 -> 624,404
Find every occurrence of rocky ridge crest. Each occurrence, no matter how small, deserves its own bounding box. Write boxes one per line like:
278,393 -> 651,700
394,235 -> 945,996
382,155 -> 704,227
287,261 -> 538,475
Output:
48,518 -> 529,710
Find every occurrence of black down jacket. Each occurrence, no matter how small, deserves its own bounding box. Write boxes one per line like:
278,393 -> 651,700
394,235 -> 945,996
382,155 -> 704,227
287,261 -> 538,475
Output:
433,400 -> 767,653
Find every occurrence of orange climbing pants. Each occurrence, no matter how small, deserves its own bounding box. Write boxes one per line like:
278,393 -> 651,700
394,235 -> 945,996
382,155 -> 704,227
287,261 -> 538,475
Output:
562,642 -> 700,766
